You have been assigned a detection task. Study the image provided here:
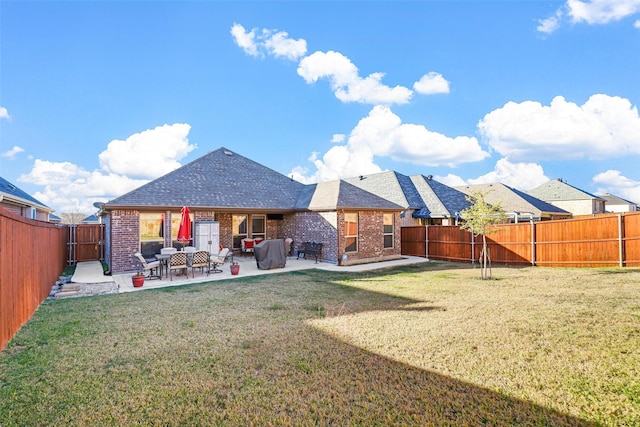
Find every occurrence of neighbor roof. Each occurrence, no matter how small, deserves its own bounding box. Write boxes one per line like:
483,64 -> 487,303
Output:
343,171 -> 422,209
0,176 -> 51,211
456,183 -> 571,218
410,174 -> 471,219
600,193 -> 638,206
527,179 -> 603,201
344,170 -> 471,219
104,147 -> 306,211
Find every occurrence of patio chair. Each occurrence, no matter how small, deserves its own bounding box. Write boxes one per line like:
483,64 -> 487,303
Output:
241,238 -> 255,257
168,251 -> 188,280
134,252 -> 161,279
209,247 -> 230,273
191,250 -> 210,276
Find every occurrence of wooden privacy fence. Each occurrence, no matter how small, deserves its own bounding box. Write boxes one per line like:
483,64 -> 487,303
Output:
0,207 -> 66,350
402,211 -> 640,268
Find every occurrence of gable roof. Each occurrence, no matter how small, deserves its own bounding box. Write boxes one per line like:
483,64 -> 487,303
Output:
410,174 -> 471,218
600,193 -> 638,206
344,170 -> 471,219
527,179 -> 603,201
343,171 -> 421,209
0,176 -> 51,211
296,180 -> 403,211
104,147 -> 305,211
455,182 -> 571,218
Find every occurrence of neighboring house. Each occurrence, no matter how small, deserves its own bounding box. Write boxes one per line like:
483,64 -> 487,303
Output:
527,179 -> 605,216
49,213 -> 62,224
600,193 -> 639,213
344,171 -> 471,226
0,176 -> 53,221
456,182 -> 572,222
101,147 -> 403,274
80,214 -> 100,224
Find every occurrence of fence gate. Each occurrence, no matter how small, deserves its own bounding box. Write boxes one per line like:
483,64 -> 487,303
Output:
67,224 -> 105,265
401,226 -> 427,257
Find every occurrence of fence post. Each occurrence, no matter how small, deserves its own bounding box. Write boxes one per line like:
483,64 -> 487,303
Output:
618,214 -> 624,267
531,219 -> 536,266
471,232 -> 475,266
425,225 -> 429,261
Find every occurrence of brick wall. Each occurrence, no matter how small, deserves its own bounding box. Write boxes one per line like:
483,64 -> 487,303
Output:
109,209 -> 141,273
283,211 -> 338,263
337,211 -> 401,266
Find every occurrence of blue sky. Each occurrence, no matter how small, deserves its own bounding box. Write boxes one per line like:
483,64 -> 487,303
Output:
1,0 -> 639,214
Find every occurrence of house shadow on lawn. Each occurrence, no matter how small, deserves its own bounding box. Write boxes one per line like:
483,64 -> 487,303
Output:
226,271 -> 596,426
1,264 -> 598,426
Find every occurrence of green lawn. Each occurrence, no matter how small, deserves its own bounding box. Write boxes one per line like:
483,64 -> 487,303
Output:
1,262 -> 639,426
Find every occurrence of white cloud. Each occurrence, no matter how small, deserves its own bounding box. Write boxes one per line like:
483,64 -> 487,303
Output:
18,123 -> 195,214
230,23 -> 259,57
435,173 -> 467,188
537,11 -> 563,34
331,134 -> 345,144
413,72 -> 450,95
593,169 -> 640,203
478,94 -> 640,161
99,123 -> 195,179
468,158 -> 549,190
0,106 -> 10,120
1,145 -> 24,159
297,51 -> 412,105
434,158 -> 549,192
567,0 -> 640,24
231,23 -> 307,61
538,0 -> 640,32
635,19 -> 640,28
291,105 -> 488,183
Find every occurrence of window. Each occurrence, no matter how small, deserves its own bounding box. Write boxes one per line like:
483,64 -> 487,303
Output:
232,214 -> 248,249
30,207 -> 37,220
383,213 -> 394,249
140,213 -> 164,257
252,215 -> 266,240
344,212 -> 358,252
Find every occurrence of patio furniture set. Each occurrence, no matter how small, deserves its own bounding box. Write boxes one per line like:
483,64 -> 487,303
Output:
135,246 -> 232,281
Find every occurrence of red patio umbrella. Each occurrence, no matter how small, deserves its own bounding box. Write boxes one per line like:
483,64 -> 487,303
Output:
177,206 -> 191,248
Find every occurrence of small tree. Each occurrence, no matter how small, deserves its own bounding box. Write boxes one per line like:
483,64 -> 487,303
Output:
459,189 -> 507,280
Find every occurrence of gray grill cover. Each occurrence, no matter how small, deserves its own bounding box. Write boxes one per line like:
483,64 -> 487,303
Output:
254,239 -> 287,270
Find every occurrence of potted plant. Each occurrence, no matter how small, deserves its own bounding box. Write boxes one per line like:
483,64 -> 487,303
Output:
132,271 -> 145,287
230,261 -> 240,275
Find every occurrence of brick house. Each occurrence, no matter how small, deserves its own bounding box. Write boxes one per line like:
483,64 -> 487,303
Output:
100,148 -> 403,274
0,176 -> 53,222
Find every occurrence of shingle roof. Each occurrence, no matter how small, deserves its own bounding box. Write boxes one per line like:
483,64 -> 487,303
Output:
410,174 -> 471,218
343,171 -> 418,208
455,183 -> 570,217
297,180 -> 403,211
104,147 -> 305,210
0,176 -> 50,210
600,193 -> 638,205
527,179 -> 603,201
